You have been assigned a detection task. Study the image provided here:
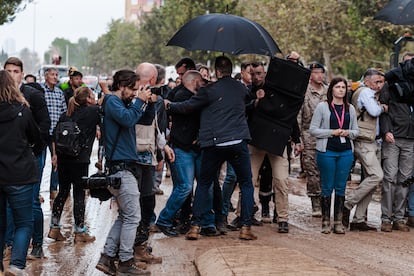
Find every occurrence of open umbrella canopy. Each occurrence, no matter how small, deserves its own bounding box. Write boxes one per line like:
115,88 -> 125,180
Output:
374,0 -> 414,25
167,13 -> 281,57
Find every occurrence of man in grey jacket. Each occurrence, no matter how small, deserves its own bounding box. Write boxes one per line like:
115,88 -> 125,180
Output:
343,68 -> 386,231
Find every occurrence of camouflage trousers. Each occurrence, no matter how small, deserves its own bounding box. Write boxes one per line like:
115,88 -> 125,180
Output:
302,148 -> 321,197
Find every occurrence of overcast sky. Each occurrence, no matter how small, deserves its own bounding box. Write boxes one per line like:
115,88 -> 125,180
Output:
0,0 -> 124,61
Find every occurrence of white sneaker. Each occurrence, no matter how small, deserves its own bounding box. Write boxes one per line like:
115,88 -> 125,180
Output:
5,265 -> 25,276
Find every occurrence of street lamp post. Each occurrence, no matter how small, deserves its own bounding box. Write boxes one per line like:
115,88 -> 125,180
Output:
32,1 -> 37,73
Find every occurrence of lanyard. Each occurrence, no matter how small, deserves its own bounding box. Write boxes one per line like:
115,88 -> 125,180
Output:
331,102 -> 345,129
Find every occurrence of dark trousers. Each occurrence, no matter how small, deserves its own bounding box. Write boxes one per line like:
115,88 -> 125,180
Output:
52,162 -> 88,230
192,141 -> 254,227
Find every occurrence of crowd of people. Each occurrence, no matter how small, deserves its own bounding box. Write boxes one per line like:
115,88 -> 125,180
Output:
1,51 -> 414,275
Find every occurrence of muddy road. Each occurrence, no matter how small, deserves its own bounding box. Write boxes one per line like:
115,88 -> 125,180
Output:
9,150 -> 414,275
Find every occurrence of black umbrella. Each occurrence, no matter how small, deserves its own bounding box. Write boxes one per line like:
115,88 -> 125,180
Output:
374,0 -> 414,25
167,13 -> 281,57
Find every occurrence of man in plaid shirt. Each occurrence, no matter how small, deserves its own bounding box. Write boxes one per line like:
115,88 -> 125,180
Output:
41,68 -> 67,202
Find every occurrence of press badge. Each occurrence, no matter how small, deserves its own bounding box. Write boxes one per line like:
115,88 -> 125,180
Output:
340,136 -> 346,143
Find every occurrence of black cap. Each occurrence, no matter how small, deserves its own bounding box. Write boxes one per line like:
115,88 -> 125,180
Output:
309,62 -> 325,72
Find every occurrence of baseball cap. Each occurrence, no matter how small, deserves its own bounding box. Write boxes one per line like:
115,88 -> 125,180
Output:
308,62 -> 325,72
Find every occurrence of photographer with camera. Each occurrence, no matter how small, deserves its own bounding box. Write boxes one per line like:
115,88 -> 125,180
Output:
132,62 -> 174,265
95,70 -> 152,276
49,86 -> 100,243
379,64 -> 414,232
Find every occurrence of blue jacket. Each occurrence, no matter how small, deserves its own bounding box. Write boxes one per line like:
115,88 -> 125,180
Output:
103,95 -> 146,162
169,76 -> 251,148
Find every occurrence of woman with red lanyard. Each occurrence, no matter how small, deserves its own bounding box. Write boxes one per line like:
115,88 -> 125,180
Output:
310,77 -> 359,234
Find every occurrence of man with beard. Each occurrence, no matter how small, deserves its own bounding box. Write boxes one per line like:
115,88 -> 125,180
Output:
95,70 -> 152,276
156,70 -> 204,237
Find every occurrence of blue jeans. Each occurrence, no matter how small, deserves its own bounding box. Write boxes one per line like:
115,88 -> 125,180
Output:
103,170 -> 140,262
0,184 -> 34,269
193,141 -> 254,227
409,183 -> 414,217
316,150 -> 353,197
157,147 -> 201,227
5,150 -> 45,246
222,163 -> 237,217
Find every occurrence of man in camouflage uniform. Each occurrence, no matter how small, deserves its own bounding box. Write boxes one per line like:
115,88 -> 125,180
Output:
297,62 -> 327,217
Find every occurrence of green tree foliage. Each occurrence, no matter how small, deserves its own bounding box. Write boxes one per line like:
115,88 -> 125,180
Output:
43,37 -> 92,73
0,0 -> 31,25
240,0 -> 411,80
47,0 -> 413,79
88,19 -> 141,75
136,0 -> 241,65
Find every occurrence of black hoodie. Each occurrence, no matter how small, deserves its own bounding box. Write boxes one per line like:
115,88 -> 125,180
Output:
0,101 -> 42,185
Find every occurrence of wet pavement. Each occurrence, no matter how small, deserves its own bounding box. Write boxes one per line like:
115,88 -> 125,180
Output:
4,144 -> 414,275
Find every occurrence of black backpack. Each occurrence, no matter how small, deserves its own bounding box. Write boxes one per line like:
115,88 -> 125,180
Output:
55,117 -> 82,157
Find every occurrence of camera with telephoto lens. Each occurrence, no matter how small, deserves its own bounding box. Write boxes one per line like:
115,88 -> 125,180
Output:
81,174 -> 121,190
150,86 -> 163,96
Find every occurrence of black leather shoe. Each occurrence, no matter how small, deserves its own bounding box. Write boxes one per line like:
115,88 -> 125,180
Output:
216,223 -> 227,235
156,224 -> 178,237
278,221 -> 289,233
227,216 -> 241,231
252,217 -> 263,226
176,221 -> 191,235
342,206 -> 351,228
200,227 -> 220,236
350,222 -> 377,232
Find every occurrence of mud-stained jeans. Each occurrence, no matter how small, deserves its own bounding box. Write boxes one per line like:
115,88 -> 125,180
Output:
346,140 -> 383,223
103,170 -> 140,262
381,138 -> 414,223
249,145 -> 289,222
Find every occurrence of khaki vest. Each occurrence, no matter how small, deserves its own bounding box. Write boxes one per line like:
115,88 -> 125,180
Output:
351,87 -> 377,142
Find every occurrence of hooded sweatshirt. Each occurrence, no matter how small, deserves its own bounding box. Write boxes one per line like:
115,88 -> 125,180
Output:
0,101 -> 42,185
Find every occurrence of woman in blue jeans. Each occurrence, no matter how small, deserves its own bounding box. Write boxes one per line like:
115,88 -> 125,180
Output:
310,77 -> 359,234
0,70 -> 42,274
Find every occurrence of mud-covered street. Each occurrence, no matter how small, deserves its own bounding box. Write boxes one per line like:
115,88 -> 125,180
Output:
12,146 -> 414,276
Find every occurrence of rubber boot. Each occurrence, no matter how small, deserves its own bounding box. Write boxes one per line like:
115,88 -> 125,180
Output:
321,196 -> 331,234
310,196 -> 322,217
333,195 -> 345,234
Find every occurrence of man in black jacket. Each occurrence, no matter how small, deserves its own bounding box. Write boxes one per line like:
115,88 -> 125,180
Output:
248,61 -> 303,234
4,57 -> 51,259
380,73 -> 414,232
156,70 -> 204,237
166,56 -> 257,241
